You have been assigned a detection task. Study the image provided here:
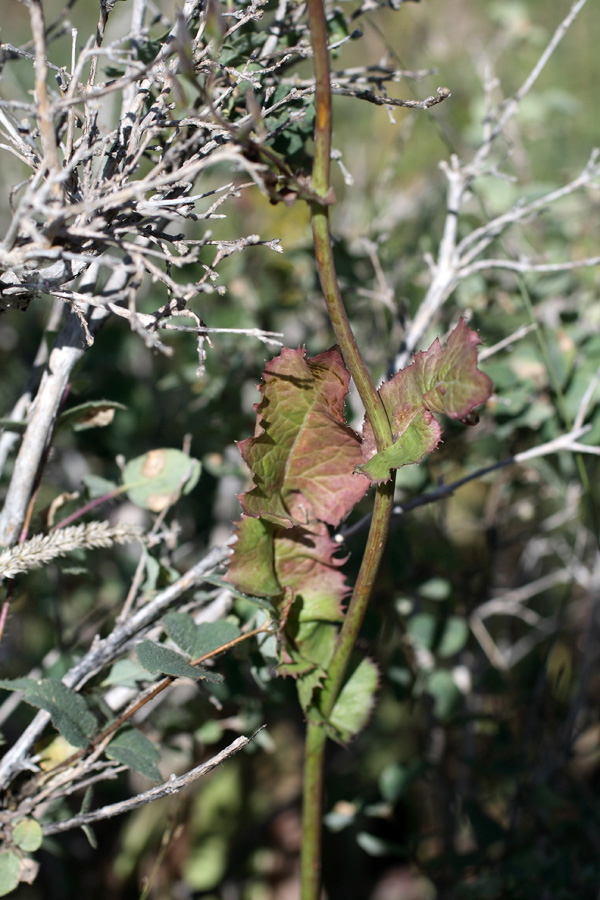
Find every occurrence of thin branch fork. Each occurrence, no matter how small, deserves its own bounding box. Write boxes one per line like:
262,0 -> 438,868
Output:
396,142 -> 600,369
41,731 -> 264,836
457,148 -> 600,267
331,84 -> 451,110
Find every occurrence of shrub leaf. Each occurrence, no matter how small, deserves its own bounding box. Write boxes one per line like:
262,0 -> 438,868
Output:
106,729 -> 162,782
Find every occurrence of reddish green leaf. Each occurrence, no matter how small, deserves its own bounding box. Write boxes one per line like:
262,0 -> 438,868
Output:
361,319 -> 493,484
274,523 -> 347,623
228,519 -> 348,627
360,408 -> 441,484
225,517 -> 282,598
238,346 -> 369,528
418,318 -> 493,417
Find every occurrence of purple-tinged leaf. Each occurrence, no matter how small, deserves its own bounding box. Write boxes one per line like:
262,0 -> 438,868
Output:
225,516 -> 281,598
238,347 -> 369,528
275,523 -> 347,623
361,319 -> 492,484
227,520 -> 348,624
418,318 -> 493,417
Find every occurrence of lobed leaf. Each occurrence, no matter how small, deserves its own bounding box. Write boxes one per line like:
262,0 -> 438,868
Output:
360,409 -> 441,484
225,517 -> 281,598
280,621 -> 340,711
361,319 -> 493,484
227,520 -> 348,631
296,666 -> 327,713
274,523 -> 348,623
238,346 -> 369,528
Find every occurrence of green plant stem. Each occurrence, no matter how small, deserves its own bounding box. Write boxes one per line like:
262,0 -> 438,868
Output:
306,0 -> 396,708
321,478 -> 395,714
301,719 -> 328,900
299,480 -> 396,900
307,0 -> 392,452
311,210 -> 391,450
307,0 -> 332,199
299,478 -> 395,900
299,5 -> 398,900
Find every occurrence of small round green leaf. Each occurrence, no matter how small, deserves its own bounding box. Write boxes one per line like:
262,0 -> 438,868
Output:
12,819 -> 43,853
407,614 -> 469,658
123,449 -> 201,512
379,761 -> 421,803
407,613 -> 436,650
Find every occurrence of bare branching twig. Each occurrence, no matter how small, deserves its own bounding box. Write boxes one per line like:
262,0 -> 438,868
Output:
42,731 -> 264,836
